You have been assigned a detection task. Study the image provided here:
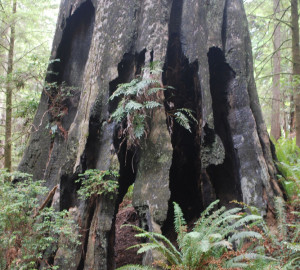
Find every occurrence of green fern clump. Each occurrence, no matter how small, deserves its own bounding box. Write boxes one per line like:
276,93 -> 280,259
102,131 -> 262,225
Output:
275,137 -> 300,204
109,67 -> 166,148
117,200 -> 273,270
109,63 -> 197,149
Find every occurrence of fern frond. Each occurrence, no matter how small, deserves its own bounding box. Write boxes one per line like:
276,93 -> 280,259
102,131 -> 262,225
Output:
292,225 -> 300,243
223,215 -> 262,236
110,79 -> 140,100
143,101 -> 162,109
133,114 -> 146,139
111,101 -> 126,122
147,87 -> 165,95
203,207 -> 243,236
225,262 -> 249,268
173,202 -> 187,244
198,200 -> 220,219
139,231 -> 182,264
116,265 -> 155,270
229,231 -> 263,242
203,214 -> 241,239
176,108 -> 198,124
125,101 -> 144,112
174,111 -> 191,132
136,79 -> 160,92
282,255 -> 300,270
227,253 -> 277,263
182,239 -> 208,267
283,241 -> 300,252
148,61 -> 163,74
212,239 -> 233,249
134,243 -> 163,254
124,224 -> 182,265
275,196 -> 287,239
193,205 -> 226,234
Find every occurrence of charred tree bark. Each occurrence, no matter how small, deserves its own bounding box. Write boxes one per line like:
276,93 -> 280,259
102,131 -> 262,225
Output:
19,0 -> 283,269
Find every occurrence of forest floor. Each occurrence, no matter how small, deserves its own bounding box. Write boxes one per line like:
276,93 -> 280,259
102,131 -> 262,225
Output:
115,200 -> 143,268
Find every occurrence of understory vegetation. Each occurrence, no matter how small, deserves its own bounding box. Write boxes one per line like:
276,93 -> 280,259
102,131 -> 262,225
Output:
1,140 -> 299,269
275,137 -> 300,206
117,199 -> 299,270
0,170 -> 80,270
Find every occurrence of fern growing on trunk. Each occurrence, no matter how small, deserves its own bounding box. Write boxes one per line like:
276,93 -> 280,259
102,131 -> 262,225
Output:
109,63 -> 197,149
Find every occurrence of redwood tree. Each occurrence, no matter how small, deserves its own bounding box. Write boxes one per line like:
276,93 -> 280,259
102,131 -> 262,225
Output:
19,0 -> 283,269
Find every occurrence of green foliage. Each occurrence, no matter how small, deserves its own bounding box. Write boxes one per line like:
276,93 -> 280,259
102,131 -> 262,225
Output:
0,170 -> 80,270
275,196 -> 288,239
0,0 -> 60,169
38,79 -> 78,139
123,184 -> 134,201
244,0 -> 293,127
275,137 -> 300,205
172,108 -> 198,133
262,196 -> 300,270
117,200 -> 272,270
109,67 -> 165,148
117,266 -> 154,270
76,169 -> 119,200
109,63 -> 197,148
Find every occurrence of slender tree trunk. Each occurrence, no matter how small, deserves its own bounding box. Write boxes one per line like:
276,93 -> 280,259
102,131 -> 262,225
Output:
291,0 -> 300,146
4,0 -> 16,171
271,0 -> 281,140
290,76 -> 295,133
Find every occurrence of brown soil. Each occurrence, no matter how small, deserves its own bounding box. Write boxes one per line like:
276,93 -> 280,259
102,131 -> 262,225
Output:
115,205 -> 143,268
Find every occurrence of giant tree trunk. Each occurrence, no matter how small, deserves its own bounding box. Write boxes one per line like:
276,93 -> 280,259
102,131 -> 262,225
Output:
19,0 -> 283,269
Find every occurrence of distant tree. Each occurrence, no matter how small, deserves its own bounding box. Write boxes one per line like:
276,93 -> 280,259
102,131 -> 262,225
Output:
4,0 -> 16,172
291,0 -> 300,146
245,0 -> 300,140
271,0 -> 281,140
0,0 -> 59,170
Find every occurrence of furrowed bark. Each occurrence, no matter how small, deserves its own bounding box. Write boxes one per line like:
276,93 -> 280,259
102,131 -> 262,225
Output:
19,0 -> 283,268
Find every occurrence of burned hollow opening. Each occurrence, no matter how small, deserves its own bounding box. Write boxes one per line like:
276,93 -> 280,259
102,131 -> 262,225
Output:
46,0 -> 95,132
74,50 -> 147,270
56,0 -> 95,213
109,51 -> 148,268
110,50 -> 146,203
162,39 -> 202,236
206,47 -> 242,207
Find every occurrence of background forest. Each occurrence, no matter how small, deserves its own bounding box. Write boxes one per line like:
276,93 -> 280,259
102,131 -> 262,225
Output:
0,0 -> 299,269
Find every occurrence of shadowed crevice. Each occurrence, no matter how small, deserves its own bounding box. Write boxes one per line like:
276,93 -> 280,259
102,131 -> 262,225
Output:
109,50 -> 147,268
162,0 -> 203,236
47,0 -> 95,132
206,47 -> 242,207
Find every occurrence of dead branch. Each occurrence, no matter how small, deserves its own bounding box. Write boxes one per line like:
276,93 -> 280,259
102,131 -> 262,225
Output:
33,185 -> 58,218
